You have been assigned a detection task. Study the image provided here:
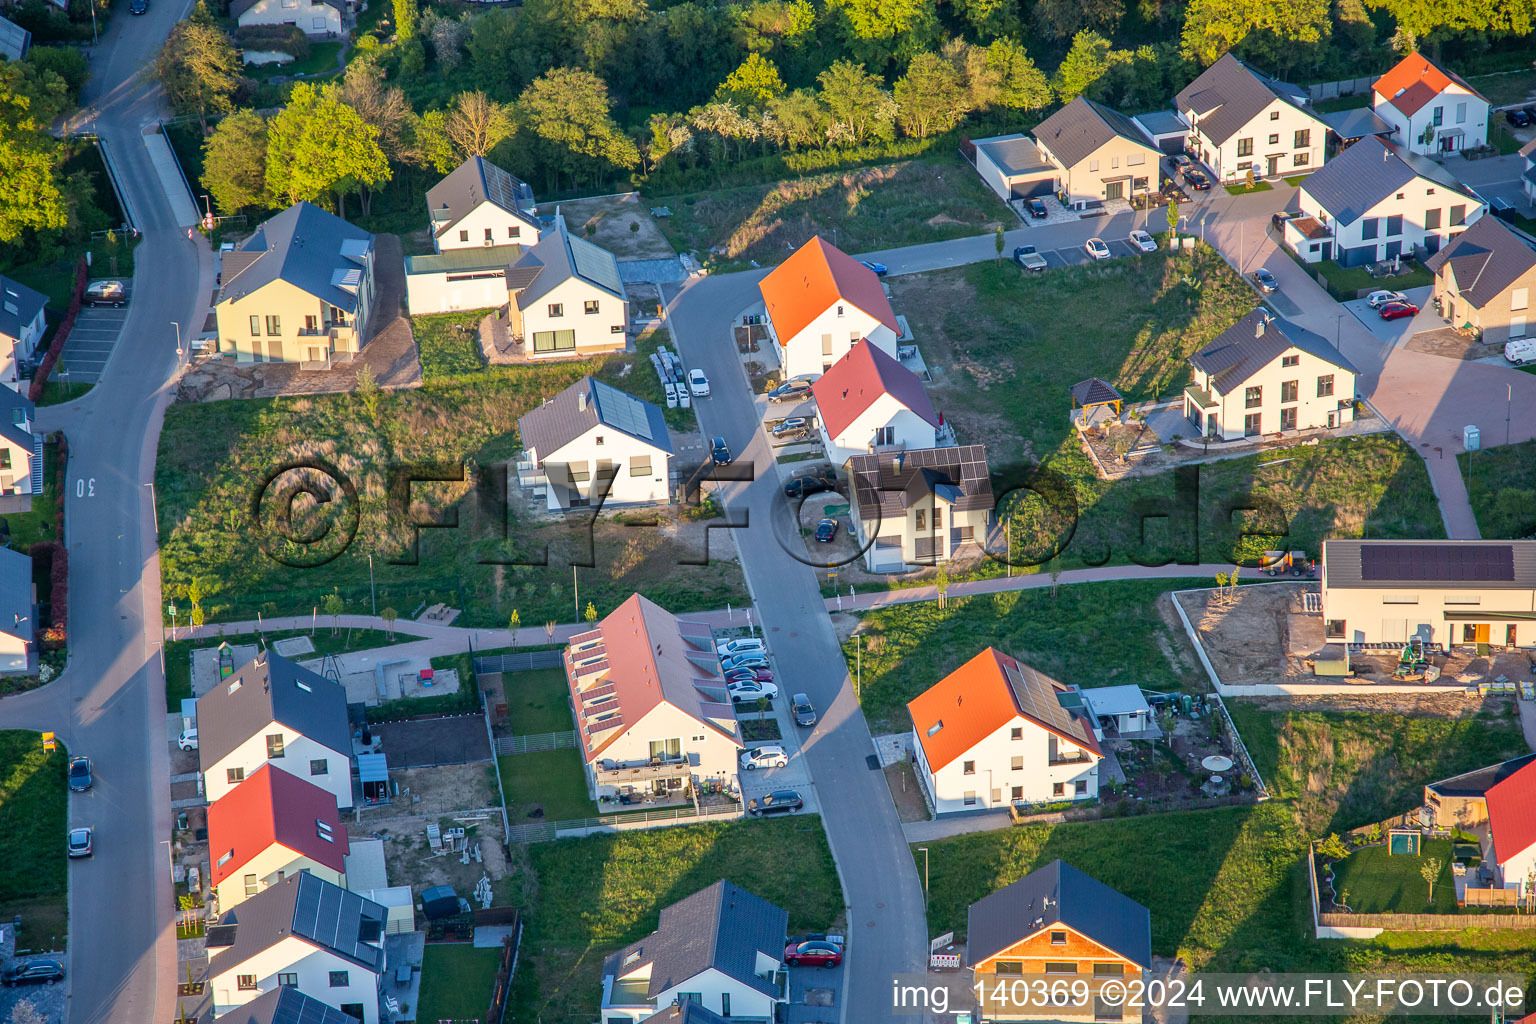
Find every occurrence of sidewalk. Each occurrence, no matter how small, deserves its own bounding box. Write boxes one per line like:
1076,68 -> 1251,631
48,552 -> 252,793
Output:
823,562 -> 1240,613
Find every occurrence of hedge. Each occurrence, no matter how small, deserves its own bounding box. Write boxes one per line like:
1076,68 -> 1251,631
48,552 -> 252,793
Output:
28,258 -> 87,402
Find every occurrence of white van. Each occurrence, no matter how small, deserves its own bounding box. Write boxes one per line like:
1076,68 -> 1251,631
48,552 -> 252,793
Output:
1505,338 -> 1536,364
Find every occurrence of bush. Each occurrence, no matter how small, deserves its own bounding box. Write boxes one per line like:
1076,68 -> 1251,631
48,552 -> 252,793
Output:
28,259 -> 86,402
32,541 -> 66,648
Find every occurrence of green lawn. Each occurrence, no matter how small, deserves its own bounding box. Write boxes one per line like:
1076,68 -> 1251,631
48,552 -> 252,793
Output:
1490,122 -> 1525,156
0,731 -> 69,952
245,41 -> 343,80
1328,838 -> 1458,914
35,380 -> 94,407
163,627 -> 400,704
412,312 -> 490,382
499,749 -> 599,822
1312,259 -> 1432,299
508,817 -> 842,1023
1466,68 -> 1536,108
1459,441 -> 1536,539
1224,179 -> 1274,195
418,943 -> 501,1023
1,439 -> 60,554
501,667 -> 575,734
1282,174 -> 1312,186
845,578 -> 1208,733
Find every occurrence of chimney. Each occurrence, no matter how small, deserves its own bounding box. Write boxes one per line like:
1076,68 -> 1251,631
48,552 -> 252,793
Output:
1255,317 -> 1265,337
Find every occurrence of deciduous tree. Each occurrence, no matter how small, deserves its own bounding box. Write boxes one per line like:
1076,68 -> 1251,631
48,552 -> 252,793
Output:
1033,0 -> 1124,39
817,59 -> 897,145
393,0 -> 418,39
151,10 -> 242,130
410,109 -> 459,175
1179,0 -> 1330,66
443,90 -> 515,158
767,88 -> 827,149
894,51 -> 969,138
517,68 -> 640,190
1051,29 -> 1128,102
265,83 -> 391,217
0,94 -> 66,243
714,52 -> 786,110
984,38 -> 1053,110
336,60 -> 413,163
824,0 -> 937,65
201,109 -> 268,214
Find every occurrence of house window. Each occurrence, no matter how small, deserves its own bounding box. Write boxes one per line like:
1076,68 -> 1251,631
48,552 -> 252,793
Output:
1127,152 -> 1145,166
1450,205 -> 1467,226
304,315 -> 317,332
1075,779 -> 1088,794
584,300 -> 600,314
329,971 -> 349,988
1281,380 -> 1298,403
1010,785 -> 1023,800
963,760 -> 975,775
963,791 -> 977,805
1132,176 -> 1148,192
1045,962 -> 1078,974
1053,782 -> 1065,796
1382,594 -> 1418,605
265,315 -> 281,336
1095,964 -> 1126,978
1425,209 -> 1442,230
547,303 -> 563,318
1237,138 -> 1253,157
0,451 -> 10,472
1433,106 -> 1443,126
1282,354 -> 1299,367
995,961 -> 1024,976
339,1006 -> 365,1022
1245,386 -> 1262,409
243,873 -> 257,895
1514,288 -> 1529,312
1294,153 -> 1309,167
1088,159 -> 1099,172
508,226 -> 520,238
459,230 -> 470,242
1268,133 -> 1279,145
227,767 -> 245,784
1011,756 -> 1023,771
249,315 -> 261,336
595,435 -> 605,446
1326,619 -> 1345,638
630,455 -> 652,477
933,506 -> 943,530
484,228 -> 494,241
237,975 -> 258,991
1094,996 -> 1121,1022
569,463 -> 590,483
310,758 -> 328,775
1395,193 -> 1404,201
532,330 -> 576,352
821,333 -> 833,355
1361,218 -> 1379,241
721,994 -> 730,1017
1280,407 -> 1297,430
266,734 -> 285,758
1244,413 -> 1261,436
874,426 -> 895,446
1270,110 -> 1280,120
1317,375 -> 1334,397
1010,727 -> 1023,740
1294,129 -> 1310,148
277,973 -> 298,987
1386,215 -> 1403,237
915,510 -> 926,530
1456,101 -> 1467,123
1051,930 -> 1068,945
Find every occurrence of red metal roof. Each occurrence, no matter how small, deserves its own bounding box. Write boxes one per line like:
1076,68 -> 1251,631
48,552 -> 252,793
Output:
208,764 -> 349,885
758,237 -> 898,346
810,339 -> 939,440
1486,757 -> 1536,866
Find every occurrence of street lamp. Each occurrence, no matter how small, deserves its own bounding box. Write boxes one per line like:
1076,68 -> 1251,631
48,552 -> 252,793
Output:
171,321 -> 183,361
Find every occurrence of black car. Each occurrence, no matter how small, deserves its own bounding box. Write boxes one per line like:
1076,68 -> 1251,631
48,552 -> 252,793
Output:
2,958 -> 65,986
784,474 -> 836,499
710,436 -> 732,465
1026,197 -> 1048,218
748,789 -> 804,816
129,0 -> 147,13
814,517 -> 837,542
1507,108 -> 1531,128
68,755 -> 92,792
767,379 -> 813,403
792,692 -> 817,727
1524,105 -> 1536,123
1184,170 -> 1211,191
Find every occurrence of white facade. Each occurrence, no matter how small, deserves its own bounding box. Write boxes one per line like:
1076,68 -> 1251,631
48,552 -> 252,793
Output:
604,964 -> 782,1023
512,275 -> 627,359
527,422 -> 670,512
583,702 -> 741,800
1187,99 -> 1326,181
404,258 -> 515,315
1186,348 -> 1357,440
0,308 -> 43,394
913,716 -> 1099,815
819,394 -> 940,467
435,202 -> 540,253
1377,90 -> 1488,156
1319,584 -> 1536,649
210,939 -> 382,1024
769,304 -> 898,382
1296,155 -> 1485,267
214,845 -> 345,912
235,0 -> 342,35
1492,836 -> 1536,895
203,729 -> 352,810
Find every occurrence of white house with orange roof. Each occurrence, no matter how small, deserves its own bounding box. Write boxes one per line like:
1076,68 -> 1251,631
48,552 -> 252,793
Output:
1372,52 -> 1488,155
563,593 -> 743,805
810,339 -> 946,467
207,763 -> 349,911
907,647 -> 1101,815
758,237 -> 900,381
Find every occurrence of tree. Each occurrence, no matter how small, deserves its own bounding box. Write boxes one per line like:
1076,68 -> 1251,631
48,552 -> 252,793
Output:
1033,0 -> 1124,38
1317,833 -> 1348,858
1166,196 -> 1180,241
381,606 -> 398,638
322,588 -> 344,636
715,52 -> 786,110
1420,856 -> 1442,903
443,91 -> 515,159
934,561 -> 950,609
1051,30 -> 1128,102
9,998 -> 47,1024
0,97 -> 67,244
201,109 -> 268,214
825,0 -> 937,64
426,11 -> 469,71
1362,0 -> 1525,47
983,39 -> 1053,110
518,68 -> 640,190
356,362 -> 381,422
817,60 -> 897,145
151,10 -> 242,130
1179,0 -> 1330,66
993,223 -> 1005,262
336,62 -> 414,164
894,51 -> 969,139
265,83 -> 391,216
584,601 -> 598,622
411,109 -> 460,175
767,89 -> 827,149
951,0 -> 1021,41
393,0 -> 418,39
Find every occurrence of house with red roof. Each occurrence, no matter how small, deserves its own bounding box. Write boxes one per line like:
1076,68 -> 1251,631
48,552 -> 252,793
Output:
809,339 -> 946,467
1484,757 -> 1536,897
208,764 -> 349,911
1372,53 -> 1488,155
907,648 -> 1101,815
563,593 -> 743,806
758,237 -> 899,381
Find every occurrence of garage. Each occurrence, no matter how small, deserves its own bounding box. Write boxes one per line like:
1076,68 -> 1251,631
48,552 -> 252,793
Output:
1133,110 -> 1190,155
971,134 -> 1058,201
404,244 -> 520,315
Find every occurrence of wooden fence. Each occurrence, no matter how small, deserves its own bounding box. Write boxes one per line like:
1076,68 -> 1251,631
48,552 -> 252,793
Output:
486,927 -> 522,1024
1464,887 -> 1522,909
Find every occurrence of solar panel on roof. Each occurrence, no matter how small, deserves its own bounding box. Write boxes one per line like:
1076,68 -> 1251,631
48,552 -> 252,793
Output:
591,380 -> 655,441
568,234 -> 624,294
1359,543 -> 1515,582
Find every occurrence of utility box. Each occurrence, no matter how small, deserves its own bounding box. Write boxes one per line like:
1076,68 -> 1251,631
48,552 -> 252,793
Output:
1464,424 -> 1481,451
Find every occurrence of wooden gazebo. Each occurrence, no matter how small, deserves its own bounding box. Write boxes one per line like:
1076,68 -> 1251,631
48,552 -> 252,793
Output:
1070,377 -> 1123,421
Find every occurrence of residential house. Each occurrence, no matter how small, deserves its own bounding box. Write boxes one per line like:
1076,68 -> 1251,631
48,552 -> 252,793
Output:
404,245 -> 523,315
1287,135 -> 1484,265
208,764 -> 349,912
637,1001 -> 733,1024
562,594 -> 742,804
1522,139 -> 1536,205
197,652 -> 354,810
425,156 -> 542,253
516,376 -> 672,511
1183,308 -> 1358,440
1031,97 -> 1161,209
758,236 -> 899,381
0,13 -> 31,61
1175,53 -> 1326,181
212,985 -> 361,1024
1424,215 -> 1536,343
0,545 -> 34,674
214,202 -> 377,365
505,218 -> 627,358
206,873 -> 386,1024
600,880 -> 788,1024
1479,757 -> 1536,897
0,385 -> 41,498
1423,753 -> 1536,830
231,0 -> 344,36
0,275 -> 47,394
1372,52 -> 1489,155
809,339 -> 946,468
845,445 -> 992,572
970,134 -> 1058,201
1321,539 -> 1536,649
967,860 -> 1151,1023
907,647 -> 1102,815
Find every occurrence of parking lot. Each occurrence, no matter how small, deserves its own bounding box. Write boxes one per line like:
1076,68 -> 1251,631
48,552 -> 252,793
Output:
58,305 -> 127,383
1342,285 -> 1439,345
719,630 -> 821,815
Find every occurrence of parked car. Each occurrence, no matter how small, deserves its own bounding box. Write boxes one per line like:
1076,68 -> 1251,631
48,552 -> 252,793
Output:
129,0 -> 148,13
814,517 -> 838,543
725,666 -> 773,683
1129,229 -> 1156,253
1378,301 -> 1420,321
717,637 -> 766,656
772,417 -> 811,438
740,745 -> 788,770
177,727 -> 198,751
784,939 -> 843,967
723,655 -> 770,674
710,436 -> 732,465
784,474 -> 837,499
1366,290 -> 1408,308
1505,338 -> 1536,364
1508,108 -> 1532,128
68,827 -> 93,858
861,261 -> 888,277
688,369 -> 710,398
2,959 -> 65,987
1026,197 -> 1048,219
792,693 -> 817,727
728,679 -> 779,703
1184,170 -> 1211,191
85,280 -> 127,307
68,756 -> 92,792
1012,245 -> 1047,272
747,789 -> 803,816
767,379 -> 813,403
1084,237 -> 1110,260
1252,268 -> 1279,294
1521,105 -> 1536,123
1169,154 -> 1193,171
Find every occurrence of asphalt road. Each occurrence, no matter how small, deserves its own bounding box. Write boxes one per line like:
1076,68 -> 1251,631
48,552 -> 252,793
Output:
2,0 -> 207,1021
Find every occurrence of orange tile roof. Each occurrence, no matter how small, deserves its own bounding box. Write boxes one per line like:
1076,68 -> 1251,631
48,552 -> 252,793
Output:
1373,53 -> 1484,116
1486,757 -> 1536,866
758,237 -> 898,347
907,648 -> 1101,772
208,764 -> 348,886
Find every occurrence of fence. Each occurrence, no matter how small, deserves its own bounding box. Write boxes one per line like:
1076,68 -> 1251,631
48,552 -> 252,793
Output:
475,650 -> 563,674
486,929 -> 521,1024
1207,693 -> 1270,800
506,803 -> 743,843
1306,76 -> 1382,102
1318,910 -> 1536,930
495,731 -> 577,754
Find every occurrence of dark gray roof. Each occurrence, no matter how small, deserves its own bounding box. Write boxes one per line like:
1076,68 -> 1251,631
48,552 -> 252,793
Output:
0,13 -> 30,61
1321,106 -> 1396,141
1428,753 -> 1536,799
208,873 -> 386,979
0,546 -> 32,643
973,134 -> 1055,177
967,860 -> 1151,969
231,0 -> 343,15
0,275 -> 47,342
1423,216 -> 1536,308
517,376 -> 671,461
1175,53 -> 1317,147
218,202 -> 374,314
1323,539 -> 1536,589
404,245 -> 523,276
426,156 -> 538,241
641,1002 -> 732,1024
196,652 -> 351,770
1133,109 -> 1190,139
1300,136 -> 1475,226
1033,97 -> 1157,171
1189,309 -> 1357,394
509,219 -> 625,306
1070,377 -> 1122,406
602,880 -> 788,1000
0,385 -> 35,452
847,445 -> 991,521
213,986 -> 360,1024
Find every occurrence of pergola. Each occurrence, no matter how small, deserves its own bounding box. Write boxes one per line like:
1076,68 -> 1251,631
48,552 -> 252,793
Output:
1070,377 -> 1124,423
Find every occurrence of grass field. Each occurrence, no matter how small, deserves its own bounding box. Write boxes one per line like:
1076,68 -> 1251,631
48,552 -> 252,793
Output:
162,627 -> 400,704
1329,838 -> 1458,914
412,312 -> 489,382
1,439 -> 60,554
498,749 -> 599,823
500,667 -> 574,734
1459,440 -> 1536,539
1224,179 -> 1274,195
0,731 -> 69,952
844,578 -> 1207,733
1467,68 -> 1536,108
507,816 -> 841,1022
418,943 -> 502,1023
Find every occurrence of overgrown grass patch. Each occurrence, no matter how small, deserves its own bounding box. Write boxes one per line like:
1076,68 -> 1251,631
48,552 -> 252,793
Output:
500,667 -> 574,734
245,41 -> 343,80
418,943 -> 502,1023
412,312 -> 490,382
0,731 -> 68,952
1459,440 -> 1536,538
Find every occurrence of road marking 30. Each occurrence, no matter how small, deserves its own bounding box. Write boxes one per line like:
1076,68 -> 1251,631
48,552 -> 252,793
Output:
76,478 -> 96,498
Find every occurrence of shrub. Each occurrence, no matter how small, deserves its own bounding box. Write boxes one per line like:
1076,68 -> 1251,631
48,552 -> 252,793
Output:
28,258 -> 86,402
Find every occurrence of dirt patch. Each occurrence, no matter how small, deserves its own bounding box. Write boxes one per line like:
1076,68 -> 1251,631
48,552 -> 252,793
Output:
1177,583 -> 1311,686
882,761 -> 930,822
372,714 -> 492,768
367,810 -> 510,894
1405,327 -> 1505,362
1234,691 -> 1510,716
375,763 -> 498,818
542,194 -> 677,260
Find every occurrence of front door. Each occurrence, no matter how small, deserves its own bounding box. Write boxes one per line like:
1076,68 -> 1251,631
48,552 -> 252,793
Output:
1105,180 -> 1124,201
1508,624 -> 1518,647
1462,623 -> 1491,644
1267,155 -> 1280,177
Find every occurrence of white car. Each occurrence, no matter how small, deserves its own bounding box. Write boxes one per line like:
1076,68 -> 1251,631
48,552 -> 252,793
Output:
728,679 -> 779,703
177,728 -> 198,751
1129,230 -> 1156,253
1367,290 -> 1408,308
716,637 -> 766,656
1085,237 -> 1111,260
688,369 -> 710,397
740,745 -> 789,770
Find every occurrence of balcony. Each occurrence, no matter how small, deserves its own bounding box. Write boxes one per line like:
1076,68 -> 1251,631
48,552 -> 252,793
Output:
595,752 -> 699,784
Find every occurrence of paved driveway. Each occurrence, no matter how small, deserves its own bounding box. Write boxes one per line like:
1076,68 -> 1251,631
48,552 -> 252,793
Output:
1341,286 -> 1436,344
60,306 -> 128,383
785,959 -> 844,1024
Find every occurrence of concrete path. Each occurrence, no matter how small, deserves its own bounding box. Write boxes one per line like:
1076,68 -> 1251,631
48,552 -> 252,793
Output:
1518,698 -> 1536,753
902,808 -> 1012,842
141,128 -> 200,227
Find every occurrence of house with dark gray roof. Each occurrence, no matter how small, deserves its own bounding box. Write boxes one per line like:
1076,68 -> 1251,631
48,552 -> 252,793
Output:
1184,308 -> 1357,441
845,445 -> 992,571
212,984 -> 360,1024
1031,97 -> 1161,208
1290,135 -> 1484,267
426,156 -> 542,253
0,545 -> 34,675
506,217 -> 628,358
600,880 -> 789,1024
0,13 -> 30,61
403,244 -> 524,315
516,376 -> 672,510
197,652 -> 354,809
0,385 -> 41,502
1424,215 -> 1536,346
1175,53 -> 1327,182
207,873 -> 387,1024
230,0 -> 344,35
0,274 -> 47,394
214,201 -> 377,367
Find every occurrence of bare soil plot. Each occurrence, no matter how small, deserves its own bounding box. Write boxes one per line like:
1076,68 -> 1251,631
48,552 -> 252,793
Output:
1176,583 -> 1312,686
543,194 -> 677,260
372,714 -> 492,768
360,763 -> 509,895
882,761 -> 929,823
1405,327 -> 1505,362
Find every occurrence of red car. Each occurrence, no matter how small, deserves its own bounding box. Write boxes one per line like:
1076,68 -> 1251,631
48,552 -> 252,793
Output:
784,939 -> 843,967
725,667 -> 773,683
1378,302 -> 1419,321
